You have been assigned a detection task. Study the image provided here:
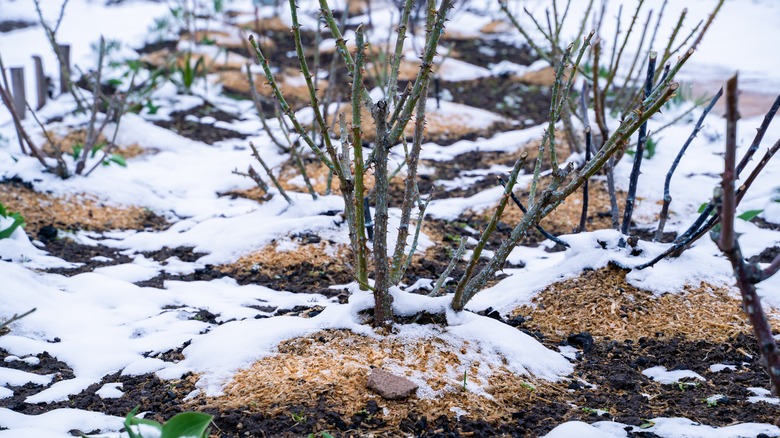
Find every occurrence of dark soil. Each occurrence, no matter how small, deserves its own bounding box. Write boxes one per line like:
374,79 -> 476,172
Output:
6,331 -> 777,437
0,20 -> 35,33
562,334 -> 780,429
136,39 -> 179,55
153,103 -> 247,145
444,76 -> 552,125
42,239 -> 134,275
449,38 -> 537,69
752,215 -> 780,231
750,246 -> 780,264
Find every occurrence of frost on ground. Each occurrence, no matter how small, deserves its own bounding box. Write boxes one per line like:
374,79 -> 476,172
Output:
1,0 -> 780,436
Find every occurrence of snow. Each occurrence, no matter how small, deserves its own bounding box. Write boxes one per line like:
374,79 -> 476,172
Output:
95,382 -> 124,399
748,387 -> 780,405
543,421 -> 624,438
0,408 -> 123,438
0,368 -> 53,387
709,363 -> 737,373
642,366 -> 706,385
1,0 -> 779,436
639,417 -> 780,438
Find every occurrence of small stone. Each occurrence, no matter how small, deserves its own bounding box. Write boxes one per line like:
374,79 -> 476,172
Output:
367,369 -> 418,400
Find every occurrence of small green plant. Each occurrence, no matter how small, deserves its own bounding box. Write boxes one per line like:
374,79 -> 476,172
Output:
291,412 -> 307,424
307,432 -> 335,438
626,137 -> 658,160
171,51 -> 207,95
581,62 -> 610,80
520,382 -> 535,392
704,396 -> 722,407
462,367 -> 468,390
124,406 -> 213,438
355,408 -> 373,422
677,381 -> 700,392
0,203 -> 25,239
70,142 -> 127,168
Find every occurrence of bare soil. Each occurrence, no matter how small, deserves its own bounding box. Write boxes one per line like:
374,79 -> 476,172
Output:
3,9 -> 779,438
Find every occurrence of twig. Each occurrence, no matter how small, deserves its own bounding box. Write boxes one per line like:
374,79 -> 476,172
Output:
578,126 -> 593,233
456,76 -> 683,308
0,308 -> 36,331
234,166 -> 269,192
248,141 -> 293,205
400,188 -> 433,279
620,51 -> 657,237
656,8 -> 686,82
498,176 -> 569,247
638,101 -> 780,270
289,142 -> 318,200
249,35 -> 339,174
390,73 -> 430,283
605,1 -> 644,94
429,238 -> 467,297
451,153 -> 528,310
287,0 -> 341,173
245,63 -> 289,152
654,88 -> 722,241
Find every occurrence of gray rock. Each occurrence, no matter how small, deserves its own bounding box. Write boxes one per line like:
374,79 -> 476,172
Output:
367,368 -> 419,400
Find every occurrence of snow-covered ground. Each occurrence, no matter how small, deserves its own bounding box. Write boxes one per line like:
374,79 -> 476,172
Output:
1,0 -> 780,436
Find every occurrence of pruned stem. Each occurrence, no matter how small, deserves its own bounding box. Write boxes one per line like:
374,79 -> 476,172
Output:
712,73 -> 780,398
429,238 -> 467,297
499,176 -> 569,247
288,0 -> 341,174
248,35 -> 339,175
457,80 -> 682,307
248,141 -> 293,205
620,51 -> 657,237
246,63 -> 289,152
352,29 -> 370,290
390,76 -> 429,283
451,154 -> 527,311
578,126 -> 593,232
371,100 -> 392,327
655,88 -> 722,241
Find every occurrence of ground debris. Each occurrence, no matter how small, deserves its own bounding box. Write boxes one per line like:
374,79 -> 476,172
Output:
367,368 -> 419,400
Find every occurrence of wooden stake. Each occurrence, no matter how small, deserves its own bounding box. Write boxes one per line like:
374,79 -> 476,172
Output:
10,67 -> 25,120
57,44 -> 70,94
32,55 -> 46,110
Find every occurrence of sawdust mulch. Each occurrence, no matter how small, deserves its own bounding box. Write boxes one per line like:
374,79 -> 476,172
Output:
0,182 -> 165,235
513,265 -> 773,342
194,329 -> 557,432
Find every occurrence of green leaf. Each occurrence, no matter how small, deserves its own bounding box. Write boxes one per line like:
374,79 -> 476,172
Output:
125,406 -> 163,438
160,412 -> 213,438
321,433 -> 335,438
639,421 -> 655,429
71,144 -> 83,160
104,154 -> 127,167
90,142 -> 107,158
737,209 -> 763,221
0,213 -> 25,239
644,137 -> 657,159
697,203 -> 712,214
0,203 -> 7,217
